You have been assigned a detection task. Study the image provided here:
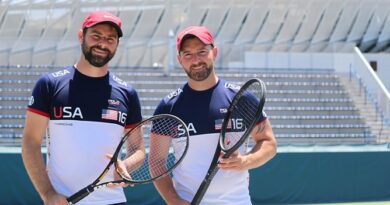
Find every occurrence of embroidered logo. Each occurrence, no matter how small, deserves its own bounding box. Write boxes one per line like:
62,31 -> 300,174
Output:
28,96 -> 34,106
108,99 -> 120,106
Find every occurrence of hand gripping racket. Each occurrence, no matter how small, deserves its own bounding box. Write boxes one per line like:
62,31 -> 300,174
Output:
67,114 -> 189,204
191,78 -> 266,205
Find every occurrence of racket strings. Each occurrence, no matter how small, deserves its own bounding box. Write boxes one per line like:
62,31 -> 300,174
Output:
223,82 -> 265,150
223,100 -> 255,150
119,116 -> 188,182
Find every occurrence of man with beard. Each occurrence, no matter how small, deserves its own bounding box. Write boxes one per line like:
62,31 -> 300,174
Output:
22,11 -> 143,205
152,26 -> 277,205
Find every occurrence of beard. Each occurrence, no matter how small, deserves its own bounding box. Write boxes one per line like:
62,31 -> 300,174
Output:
81,40 -> 115,67
185,62 -> 213,81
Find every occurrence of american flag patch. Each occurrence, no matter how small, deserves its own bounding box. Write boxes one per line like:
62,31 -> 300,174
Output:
226,119 -> 232,129
215,119 -> 223,130
215,119 -> 233,130
101,109 -> 118,120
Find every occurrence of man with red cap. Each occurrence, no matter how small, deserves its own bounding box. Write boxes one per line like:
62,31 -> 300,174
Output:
22,11 -> 143,205
153,26 -> 277,204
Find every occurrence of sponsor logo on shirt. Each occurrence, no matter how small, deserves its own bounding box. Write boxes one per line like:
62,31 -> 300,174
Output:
108,99 -> 120,106
53,122 -> 73,126
219,108 -> 227,113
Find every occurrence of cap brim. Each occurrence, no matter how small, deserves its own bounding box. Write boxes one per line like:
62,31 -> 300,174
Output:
89,21 -> 123,37
178,33 -> 213,51
103,21 -> 123,37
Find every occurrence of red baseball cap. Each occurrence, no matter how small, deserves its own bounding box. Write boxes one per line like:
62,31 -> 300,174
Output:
176,26 -> 214,51
82,11 -> 123,37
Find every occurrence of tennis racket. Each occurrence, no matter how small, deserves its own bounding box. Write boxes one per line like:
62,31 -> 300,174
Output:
191,78 -> 266,205
67,114 -> 189,204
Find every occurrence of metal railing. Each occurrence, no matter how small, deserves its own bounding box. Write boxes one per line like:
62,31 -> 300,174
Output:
350,47 -> 390,140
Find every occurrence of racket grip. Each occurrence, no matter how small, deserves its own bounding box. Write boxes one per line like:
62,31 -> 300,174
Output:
67,186 -> 93,204
191,167 -> 220,205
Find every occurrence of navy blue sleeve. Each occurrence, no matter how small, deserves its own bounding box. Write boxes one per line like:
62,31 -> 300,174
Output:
27,74 -> 51,117
153,98 -> 169,116
125,89 -> 142,127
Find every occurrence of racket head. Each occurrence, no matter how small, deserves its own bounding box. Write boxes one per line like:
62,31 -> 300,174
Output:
67,114 -> 189,204
115,114 -> 189,183
219,78 -> 266,154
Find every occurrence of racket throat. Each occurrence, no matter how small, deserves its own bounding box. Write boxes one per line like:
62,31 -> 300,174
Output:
86,185 -> 95,193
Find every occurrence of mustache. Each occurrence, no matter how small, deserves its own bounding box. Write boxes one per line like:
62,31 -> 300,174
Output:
91,45 -> 110,53
190,62 -> 207,69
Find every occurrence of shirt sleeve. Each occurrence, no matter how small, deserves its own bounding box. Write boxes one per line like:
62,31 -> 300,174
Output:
244,91 -> 267,124
125,89 -> 142,128
153,98 -> 169,116
27,74 -> 51,117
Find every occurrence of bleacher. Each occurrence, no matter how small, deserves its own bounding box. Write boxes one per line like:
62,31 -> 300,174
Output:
2,0 -> 390,67
1,66 -> 387,146
0,0 -> 389,146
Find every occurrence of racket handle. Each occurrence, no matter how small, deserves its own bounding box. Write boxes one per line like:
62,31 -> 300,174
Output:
191,166 -> 220,205
67,186 -> 93,204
